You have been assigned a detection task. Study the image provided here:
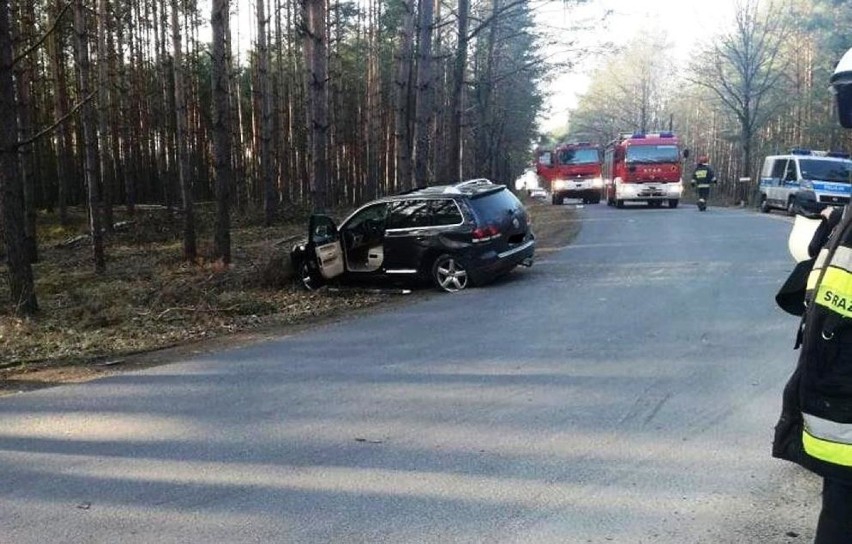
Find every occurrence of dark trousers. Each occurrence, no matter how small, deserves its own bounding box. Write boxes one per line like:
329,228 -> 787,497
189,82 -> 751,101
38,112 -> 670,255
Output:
697,186 -> 710,200
815,477 -> 852,543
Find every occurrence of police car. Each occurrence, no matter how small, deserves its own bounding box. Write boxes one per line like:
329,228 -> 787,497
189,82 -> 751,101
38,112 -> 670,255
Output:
758,149 -> 852,214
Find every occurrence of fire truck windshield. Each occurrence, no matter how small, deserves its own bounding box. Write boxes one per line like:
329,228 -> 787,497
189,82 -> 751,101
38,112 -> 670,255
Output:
558,148 -> 599,165
799,159 -> 852,183
625,145 -> 679,164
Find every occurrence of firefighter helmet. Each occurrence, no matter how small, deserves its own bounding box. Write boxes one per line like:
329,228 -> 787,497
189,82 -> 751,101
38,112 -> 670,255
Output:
831,47 -> 852,128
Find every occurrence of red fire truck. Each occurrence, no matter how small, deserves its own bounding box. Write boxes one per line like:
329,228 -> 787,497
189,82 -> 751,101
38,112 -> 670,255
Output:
535,142 -> 603,205
602,132 -> 685,208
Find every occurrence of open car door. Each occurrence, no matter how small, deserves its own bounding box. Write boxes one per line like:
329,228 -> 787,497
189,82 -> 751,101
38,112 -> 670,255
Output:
308,214 -> 344,280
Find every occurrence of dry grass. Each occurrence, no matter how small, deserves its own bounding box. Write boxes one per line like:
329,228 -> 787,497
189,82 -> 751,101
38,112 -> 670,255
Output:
0,195 -> 579,390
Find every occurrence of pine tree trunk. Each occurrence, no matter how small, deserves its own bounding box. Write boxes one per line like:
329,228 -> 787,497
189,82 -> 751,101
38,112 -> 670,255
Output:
152,0 -> 171,211
12,0 -> 37,262
476,0 -> 498,177
393,0 -> 415,191
97,0 -> 114,232
413,0 -> 434,185
47,0 -> 71,225
305,0 -> 329,211
73,0 -> 105,273
110,8 -> 135,215
171,0 -> 196,262
448,0 -> 468,182
0,0 -> 37,314
211,0 -> 232,264
365,0 -> 380,200
257,0 -> 276,224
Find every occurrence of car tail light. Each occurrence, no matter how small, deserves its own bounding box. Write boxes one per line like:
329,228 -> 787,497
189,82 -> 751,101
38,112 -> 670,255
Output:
473,225 -> 500,243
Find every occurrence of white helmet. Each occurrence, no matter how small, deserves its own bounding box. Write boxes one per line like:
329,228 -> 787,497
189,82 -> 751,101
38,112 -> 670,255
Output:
831,47 -> 852,128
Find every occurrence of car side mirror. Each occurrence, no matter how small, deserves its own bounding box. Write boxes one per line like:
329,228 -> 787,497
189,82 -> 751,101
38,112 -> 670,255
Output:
682,148 -> 690,160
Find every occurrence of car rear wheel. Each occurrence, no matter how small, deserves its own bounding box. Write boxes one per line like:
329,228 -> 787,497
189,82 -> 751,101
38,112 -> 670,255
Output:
432,254 -> 470,293
668,199 -> 679,208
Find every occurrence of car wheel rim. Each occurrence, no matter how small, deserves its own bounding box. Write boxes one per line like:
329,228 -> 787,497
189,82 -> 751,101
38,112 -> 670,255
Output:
437,259 -> 468,292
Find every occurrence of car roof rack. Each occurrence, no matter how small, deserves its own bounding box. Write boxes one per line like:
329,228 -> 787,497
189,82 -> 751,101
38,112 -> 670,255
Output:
441,178 -> 495,194
455,178 -> 494,188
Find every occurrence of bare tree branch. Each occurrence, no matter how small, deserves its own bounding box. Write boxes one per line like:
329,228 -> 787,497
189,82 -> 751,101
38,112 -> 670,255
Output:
9,91 -> 97,151
13,1 -> 71,67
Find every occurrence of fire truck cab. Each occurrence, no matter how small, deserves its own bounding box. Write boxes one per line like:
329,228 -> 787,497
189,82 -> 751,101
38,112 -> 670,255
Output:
536,142 -> 603,205
603,132 -> 685,208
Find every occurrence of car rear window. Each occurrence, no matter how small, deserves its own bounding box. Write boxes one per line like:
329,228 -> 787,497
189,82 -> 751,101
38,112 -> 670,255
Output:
430,199 -> 463,226
469,188 -> 523,224
386,199 -> 463,229
387,200 -> 431,229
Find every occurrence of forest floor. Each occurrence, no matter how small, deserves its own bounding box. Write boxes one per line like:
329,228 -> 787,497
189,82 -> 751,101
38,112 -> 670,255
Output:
0,195 -> 581,395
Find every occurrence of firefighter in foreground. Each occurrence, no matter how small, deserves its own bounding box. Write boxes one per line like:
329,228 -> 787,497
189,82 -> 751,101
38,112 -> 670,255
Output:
773,47 -> 852,543
691,155 -> 716,211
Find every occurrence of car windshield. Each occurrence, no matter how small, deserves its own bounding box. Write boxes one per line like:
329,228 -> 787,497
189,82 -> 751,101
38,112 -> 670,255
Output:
626,145 -> 679,164
799,159 -> 852,183
558,148 -> 599,165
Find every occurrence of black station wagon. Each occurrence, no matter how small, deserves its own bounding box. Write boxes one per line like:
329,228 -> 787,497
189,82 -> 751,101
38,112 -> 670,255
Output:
290,179 -> 536,292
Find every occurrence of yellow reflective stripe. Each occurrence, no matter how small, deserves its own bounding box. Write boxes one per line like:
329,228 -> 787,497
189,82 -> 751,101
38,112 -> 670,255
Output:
803,429 -> 852,467
815,266 -> 852,317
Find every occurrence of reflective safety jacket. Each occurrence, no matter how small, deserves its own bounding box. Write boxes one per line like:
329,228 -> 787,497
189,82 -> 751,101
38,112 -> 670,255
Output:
691,164 -> 716,188
774,208 -> 852,482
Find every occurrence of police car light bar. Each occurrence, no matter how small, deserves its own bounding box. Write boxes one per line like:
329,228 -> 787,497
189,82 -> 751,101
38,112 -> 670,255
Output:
790,148 -> 813,155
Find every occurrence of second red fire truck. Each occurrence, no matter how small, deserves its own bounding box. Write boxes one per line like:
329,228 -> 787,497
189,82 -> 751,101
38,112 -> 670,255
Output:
602,132 -> 686,208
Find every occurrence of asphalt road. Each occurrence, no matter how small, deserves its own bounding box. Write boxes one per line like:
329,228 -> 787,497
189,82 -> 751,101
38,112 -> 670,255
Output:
0,202 -> 824,543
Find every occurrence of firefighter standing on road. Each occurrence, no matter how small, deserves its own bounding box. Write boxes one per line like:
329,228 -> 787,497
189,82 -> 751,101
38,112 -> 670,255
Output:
691,155 -> 716,211
773,46 -> 852,543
